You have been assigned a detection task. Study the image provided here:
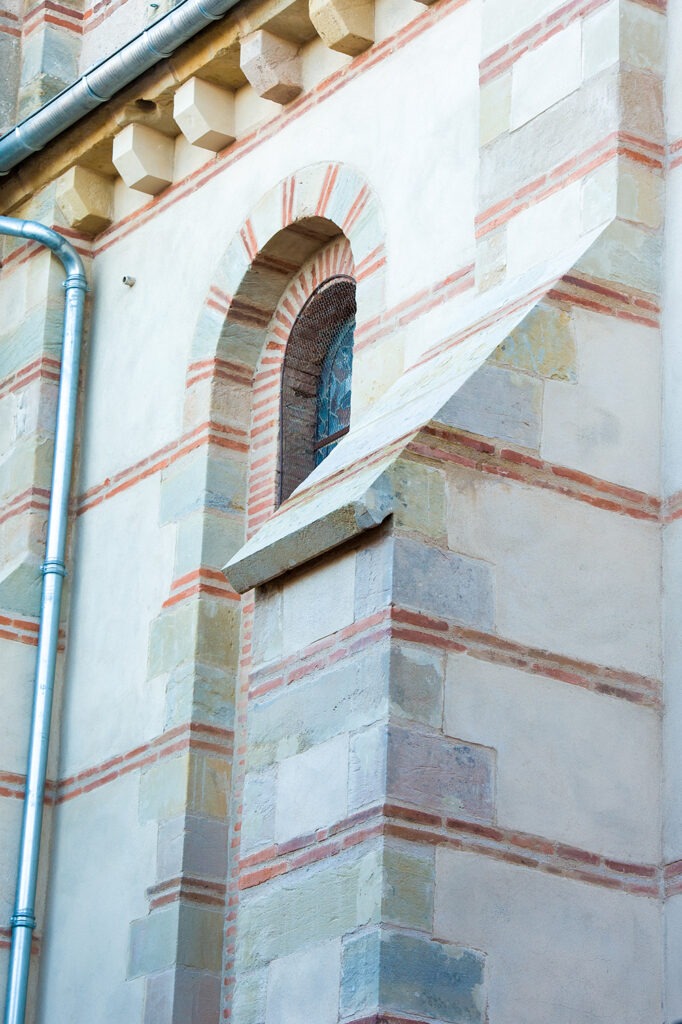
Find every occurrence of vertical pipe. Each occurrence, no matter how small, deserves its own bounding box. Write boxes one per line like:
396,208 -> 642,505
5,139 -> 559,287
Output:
0,216 -> 88,1024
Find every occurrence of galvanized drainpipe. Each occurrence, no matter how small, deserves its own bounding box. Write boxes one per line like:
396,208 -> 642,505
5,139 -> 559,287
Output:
0,216 -> 87,1024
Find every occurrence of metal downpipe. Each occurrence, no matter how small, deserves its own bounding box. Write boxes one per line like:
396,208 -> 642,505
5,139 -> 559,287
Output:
0,216 -> 88,1024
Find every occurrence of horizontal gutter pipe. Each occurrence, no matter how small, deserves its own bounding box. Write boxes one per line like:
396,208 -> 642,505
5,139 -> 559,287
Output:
0,0 -> 242,175
0,216 -> 88,1024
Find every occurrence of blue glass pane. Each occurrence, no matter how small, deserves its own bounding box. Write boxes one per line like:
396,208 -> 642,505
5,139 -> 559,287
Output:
315,314 -> 354,465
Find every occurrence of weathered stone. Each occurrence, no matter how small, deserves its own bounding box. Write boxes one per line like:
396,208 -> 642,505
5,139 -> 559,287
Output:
237,845 -> 383,970
491,302 -> 577,382
386,722 -> 495,822
354,532 -> 393,618
157,813 -> 229,880
389,644 -> 444,730
383,843 -> 435,931
392,536 -> 494,629
275,733 -> 348,842
437,362 -> 543,448
246,646 -> 389,770
139,753 -> 190,824
55,165 -> 114,235
242,768 -> 277,856
239,30 -> 302,105
348,724 -> 386,812
340,928 -> 485,1022
309,0 -> 373,56
232,968 -> 267,1024
389,458 -> 447,541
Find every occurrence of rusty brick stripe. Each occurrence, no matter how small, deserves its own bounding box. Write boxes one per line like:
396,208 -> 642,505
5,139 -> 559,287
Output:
237,802 -> 660,897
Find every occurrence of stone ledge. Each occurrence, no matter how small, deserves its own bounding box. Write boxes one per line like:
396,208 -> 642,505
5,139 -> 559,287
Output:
224,471 -> 394,592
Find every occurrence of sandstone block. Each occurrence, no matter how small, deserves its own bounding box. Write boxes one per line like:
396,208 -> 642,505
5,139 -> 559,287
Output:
246,647 -> 389,770
173,76 -> 236,152
436,361 -> 543,449
55,165 -> 114,235
392,537 -> 494,629
389,459 -> 447,541
389,644 -> 444,730
240,30 -> 302,105
237,845 -> 383,970
340,928 -> 485,1022
386,723 -> 494,822
383,843 -> 435,931
112,123 -> 174,195
309,0 -> 374,56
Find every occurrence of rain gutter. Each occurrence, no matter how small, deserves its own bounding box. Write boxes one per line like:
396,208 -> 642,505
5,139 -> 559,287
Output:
0,0 -> 243,175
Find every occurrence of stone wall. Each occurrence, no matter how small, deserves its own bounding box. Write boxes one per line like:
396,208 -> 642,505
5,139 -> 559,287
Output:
0,0 -> 677,1021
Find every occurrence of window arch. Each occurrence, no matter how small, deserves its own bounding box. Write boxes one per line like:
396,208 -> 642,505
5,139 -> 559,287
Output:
279,275 -> 356,503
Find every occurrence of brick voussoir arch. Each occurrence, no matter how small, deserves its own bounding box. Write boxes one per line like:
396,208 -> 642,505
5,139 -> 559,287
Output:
188,161 -> 387,373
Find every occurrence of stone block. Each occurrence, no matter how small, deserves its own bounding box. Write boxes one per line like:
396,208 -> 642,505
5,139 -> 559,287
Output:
392,537 -> 494,629
55,165 -> 114,235
383,843 -> 434,931
511,21 -> 582,131
582,0 -> 619,80
275,733 -> 349,843
542,308 -> 660,495
233,968 -> 268,1024
491,302 -> 577,382
144,966 -> 220,1024
348,724 -> 386,812
240,30 -> 302,105
386,722 -> 494,822
354,533 -> 393,618
112,123 -> 174,195
157,813 -> 229,880
309,0 -> 374,56
129,906 -> 178,978
389,643 -> 444,729
266,940 -> 341,1024
242,768 -> 277,856
131,902 -> 222,978
237,845 -> 382,970
188,749 -> 231,818
252,585 -> 283,667
247,646 -> 389,770
389,459 -> 448,541
281,549 -> 356,655
139,753 -> 190,824
480,73 -> 511,146
436,361 -> 543,449
173,76 -> 236,152
340,928 -> 485,1022
446,471 -> 660,677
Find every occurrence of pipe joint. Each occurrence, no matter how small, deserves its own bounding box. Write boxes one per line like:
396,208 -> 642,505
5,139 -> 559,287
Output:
40,559 -> 67,577
9,913 -> 36,931
62,274 -> 89,292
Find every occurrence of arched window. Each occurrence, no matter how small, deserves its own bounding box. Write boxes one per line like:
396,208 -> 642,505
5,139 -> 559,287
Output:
279,275 -> 355,503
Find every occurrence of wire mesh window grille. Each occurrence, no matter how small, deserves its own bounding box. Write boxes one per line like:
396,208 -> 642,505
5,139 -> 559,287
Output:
279,275 -> 356,504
